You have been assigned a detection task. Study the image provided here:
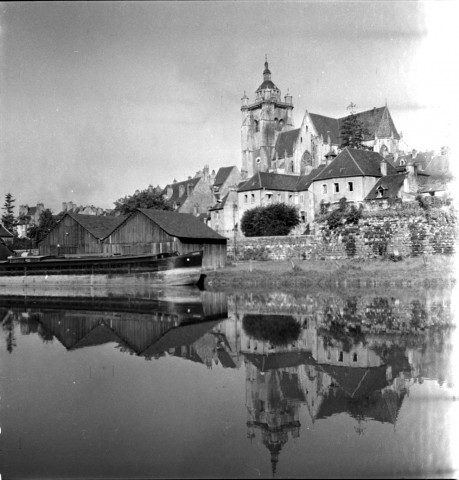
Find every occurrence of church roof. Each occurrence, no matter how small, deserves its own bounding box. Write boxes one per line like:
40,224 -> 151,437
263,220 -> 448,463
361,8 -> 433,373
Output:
309,114 -> 341,144
311,148 -> 397,182
309,106 -> 400,145
274,128 -> 301,159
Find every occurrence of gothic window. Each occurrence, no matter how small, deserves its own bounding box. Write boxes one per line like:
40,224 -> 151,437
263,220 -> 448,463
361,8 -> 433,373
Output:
254,120 -> 259,132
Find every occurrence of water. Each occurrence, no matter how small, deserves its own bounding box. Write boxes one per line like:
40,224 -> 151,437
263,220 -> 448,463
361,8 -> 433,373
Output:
0,285 -> 457,479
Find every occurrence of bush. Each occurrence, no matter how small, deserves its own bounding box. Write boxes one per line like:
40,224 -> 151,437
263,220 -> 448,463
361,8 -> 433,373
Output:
240,203 -> 300,237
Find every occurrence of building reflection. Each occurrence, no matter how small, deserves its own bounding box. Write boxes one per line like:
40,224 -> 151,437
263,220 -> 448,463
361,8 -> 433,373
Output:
1,286 -> 455,475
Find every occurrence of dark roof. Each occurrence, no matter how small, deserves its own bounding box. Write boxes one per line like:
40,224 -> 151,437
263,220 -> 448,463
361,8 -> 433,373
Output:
309,114 -> 341,144
274,128 -> 301,159
257,80 -> 278,91
310,106 -> 400,144
0,238 -> 14,260
137,209 -> 226,241
365,173 -> 407,200
312,148 -> 397,182
214,166 -> 235,187
417,175 -> 449,193
238,172 -> 308,193
244,351 -> 316,372
162,177 -> 201,204
0,224 -> 13,237
70,324 -> 125,350
349,106 -> 399,140
141,320 -> 222,357
66,213 -> 127,240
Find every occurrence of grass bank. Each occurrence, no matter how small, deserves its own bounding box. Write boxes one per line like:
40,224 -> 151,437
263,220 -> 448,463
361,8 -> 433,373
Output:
202,255 -> 457,291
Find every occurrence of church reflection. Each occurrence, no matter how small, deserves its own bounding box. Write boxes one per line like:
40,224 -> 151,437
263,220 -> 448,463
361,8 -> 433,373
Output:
1,287 -> 455,475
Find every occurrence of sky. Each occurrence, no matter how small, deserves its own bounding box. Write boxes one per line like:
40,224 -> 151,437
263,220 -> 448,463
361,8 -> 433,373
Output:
1,1 -> 458,214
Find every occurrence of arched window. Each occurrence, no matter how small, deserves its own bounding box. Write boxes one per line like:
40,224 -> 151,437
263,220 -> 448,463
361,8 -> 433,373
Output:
254,120 -> 259,132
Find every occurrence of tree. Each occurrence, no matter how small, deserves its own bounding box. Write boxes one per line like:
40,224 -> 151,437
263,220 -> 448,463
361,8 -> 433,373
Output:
340,102 -> 369,149
114,185 -> 172,215
1,193 -> 15,232
241,203 -> 300,237
28,209 -> 57,244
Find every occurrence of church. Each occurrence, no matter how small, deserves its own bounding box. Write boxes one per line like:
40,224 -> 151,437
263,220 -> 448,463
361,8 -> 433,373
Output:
240,59 -> 401,178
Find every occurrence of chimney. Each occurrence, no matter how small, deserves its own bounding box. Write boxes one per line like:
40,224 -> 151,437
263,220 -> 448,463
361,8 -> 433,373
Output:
380,158 -> 387,176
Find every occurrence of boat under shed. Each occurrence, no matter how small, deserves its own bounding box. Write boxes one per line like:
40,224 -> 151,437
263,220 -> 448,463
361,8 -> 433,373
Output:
106,208 -> 227,268
38,209 -> 227,269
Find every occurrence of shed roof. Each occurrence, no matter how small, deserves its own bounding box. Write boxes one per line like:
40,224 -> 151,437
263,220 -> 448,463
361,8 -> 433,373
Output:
0,224 -> 13,237
137,209 -> 226,241
65,213 -> 127,240
312,148 -> 397,182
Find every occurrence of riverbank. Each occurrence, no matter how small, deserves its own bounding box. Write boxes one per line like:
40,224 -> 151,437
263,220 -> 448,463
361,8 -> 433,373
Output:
202,255 -> 458,290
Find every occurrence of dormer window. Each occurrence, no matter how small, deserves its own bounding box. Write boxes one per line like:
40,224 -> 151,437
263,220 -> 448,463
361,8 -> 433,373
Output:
376,186 -> 385,198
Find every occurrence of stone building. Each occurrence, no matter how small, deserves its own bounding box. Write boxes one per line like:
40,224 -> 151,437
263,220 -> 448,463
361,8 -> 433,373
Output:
162,165 -> 216,217
241,59 -> 402,179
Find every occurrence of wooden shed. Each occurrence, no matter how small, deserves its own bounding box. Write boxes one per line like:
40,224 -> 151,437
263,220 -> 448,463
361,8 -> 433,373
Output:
39,209 -> 227,269
106,208 -> 227,268
38,212 -> 127,256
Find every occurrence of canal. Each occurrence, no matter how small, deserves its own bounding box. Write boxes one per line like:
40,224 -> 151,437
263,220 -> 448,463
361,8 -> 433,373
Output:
0,284 -> 457,478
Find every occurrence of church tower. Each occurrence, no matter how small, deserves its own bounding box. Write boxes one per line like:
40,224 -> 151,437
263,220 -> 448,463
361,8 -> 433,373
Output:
241,58 -> 294,178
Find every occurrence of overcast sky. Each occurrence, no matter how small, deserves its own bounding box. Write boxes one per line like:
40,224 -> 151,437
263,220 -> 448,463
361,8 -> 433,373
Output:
1,1 -> 458,214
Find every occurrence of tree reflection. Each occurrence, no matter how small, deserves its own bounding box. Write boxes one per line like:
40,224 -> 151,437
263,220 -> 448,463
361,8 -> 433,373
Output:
242,314 -> 301,347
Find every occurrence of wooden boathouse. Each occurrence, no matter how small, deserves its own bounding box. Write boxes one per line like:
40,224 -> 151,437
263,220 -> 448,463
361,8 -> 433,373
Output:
38,209 -> 227,269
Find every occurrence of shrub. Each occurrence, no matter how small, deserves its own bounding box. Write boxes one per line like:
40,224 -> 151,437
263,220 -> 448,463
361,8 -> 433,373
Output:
240,203 -> 300,237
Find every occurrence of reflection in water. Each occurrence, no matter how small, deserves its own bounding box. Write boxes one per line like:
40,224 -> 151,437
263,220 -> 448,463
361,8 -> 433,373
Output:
0,286 -> 456,478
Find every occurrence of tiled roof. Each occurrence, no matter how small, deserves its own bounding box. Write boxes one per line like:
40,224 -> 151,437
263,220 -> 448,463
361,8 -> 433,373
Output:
238,172 -> 307,192
141,320 -> 222,357
365,173 -> 407,200
257,80 -> 277,91
274,128 -> 301,159
311,148 -> 397,182
214,166 -> 235,187
0,238 -> 14,260
0,224 -> 13,237
137,209 -> 226,241
309,114 -> 341,144
310,106 -> 400,144
67,213 -> 127,240
161,177 -> 201,204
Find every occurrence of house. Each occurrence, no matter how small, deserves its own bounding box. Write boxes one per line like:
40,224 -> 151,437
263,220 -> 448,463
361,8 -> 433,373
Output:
162,165 -> 216,217
237,171 -> 313,233
310,147 -> 398,216
38,209 -> 227,268
208,187 -> 240,237
212,166 -> 242,202
17,203 -> 46,238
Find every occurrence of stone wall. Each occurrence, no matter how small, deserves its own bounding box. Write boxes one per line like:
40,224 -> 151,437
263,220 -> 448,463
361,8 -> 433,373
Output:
228,207 -> 458,260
